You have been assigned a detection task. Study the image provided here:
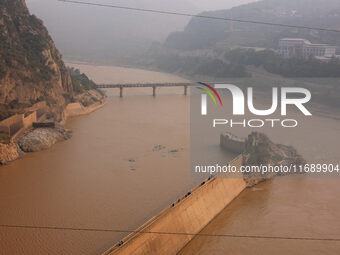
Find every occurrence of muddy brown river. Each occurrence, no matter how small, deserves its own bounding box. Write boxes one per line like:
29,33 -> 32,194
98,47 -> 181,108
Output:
179,178 -> 340,255
0,64 -> 339,255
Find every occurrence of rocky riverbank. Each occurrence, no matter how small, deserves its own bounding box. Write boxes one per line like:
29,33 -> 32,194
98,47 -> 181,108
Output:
0,142 -> 22,165
0,90 -> 105,164
18,127 -> 72,152
0,127 -> 72,164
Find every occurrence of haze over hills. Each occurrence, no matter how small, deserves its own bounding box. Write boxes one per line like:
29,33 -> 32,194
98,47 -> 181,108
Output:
142,0 -> 340,82
164,0 -> 340,50
26,0 -> 262,63
26,0 -> 199,62
187,0 -> 258,11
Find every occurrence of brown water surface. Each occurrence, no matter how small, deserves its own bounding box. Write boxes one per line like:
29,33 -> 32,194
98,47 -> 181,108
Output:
179,178 -> 340,255
1,64 -> 339,255
0,65 -> 224,255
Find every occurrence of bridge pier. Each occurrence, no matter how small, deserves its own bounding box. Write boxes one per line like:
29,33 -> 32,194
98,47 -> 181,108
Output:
120,86 -> 123,98
184,85 -> 188,96
152,85 -> 156,97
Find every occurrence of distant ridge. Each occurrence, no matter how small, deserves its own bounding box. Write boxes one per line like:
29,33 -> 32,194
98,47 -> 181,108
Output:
164,0 -> 340,50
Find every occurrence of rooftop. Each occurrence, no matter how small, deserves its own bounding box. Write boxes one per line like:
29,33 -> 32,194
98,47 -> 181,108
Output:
280,38 -> 311,44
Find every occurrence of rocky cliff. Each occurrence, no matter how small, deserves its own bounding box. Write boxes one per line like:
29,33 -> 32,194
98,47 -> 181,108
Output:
0,0 -> 73,121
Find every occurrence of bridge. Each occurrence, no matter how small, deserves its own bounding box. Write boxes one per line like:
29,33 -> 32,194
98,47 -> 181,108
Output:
96,83 -> 195,97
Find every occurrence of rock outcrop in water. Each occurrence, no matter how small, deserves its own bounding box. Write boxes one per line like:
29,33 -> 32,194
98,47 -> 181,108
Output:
243,132 -> 306,187
18,127 -> 71,152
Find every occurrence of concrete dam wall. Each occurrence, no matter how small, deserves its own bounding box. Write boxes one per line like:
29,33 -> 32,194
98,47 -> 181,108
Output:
103,155 -> 247,255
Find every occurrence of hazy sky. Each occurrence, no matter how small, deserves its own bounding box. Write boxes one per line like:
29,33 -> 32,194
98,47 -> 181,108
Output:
24,0 -> 260,59
188,0 -> 258,11
26,0 -> 259,12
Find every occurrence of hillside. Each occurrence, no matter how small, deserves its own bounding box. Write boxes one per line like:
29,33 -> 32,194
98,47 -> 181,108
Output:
0,0 -> 73,121
164,0 -> 340,50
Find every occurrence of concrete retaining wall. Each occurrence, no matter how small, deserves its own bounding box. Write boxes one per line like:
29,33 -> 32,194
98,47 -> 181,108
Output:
26,101 -> 47,119
23,111 -> 37,129
64,100 -> 106,118
0,111 -> 38,140
0,126 -> 9,134
11,111 -> 38,141
0,114 -> 24,137
103,155 -> 246,255
63,103 -> 85,117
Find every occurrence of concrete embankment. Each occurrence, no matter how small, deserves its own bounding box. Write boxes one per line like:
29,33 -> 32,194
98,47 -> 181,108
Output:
63,100 -> 107,118
103,155 -> 246,255
63,89 -> 107,118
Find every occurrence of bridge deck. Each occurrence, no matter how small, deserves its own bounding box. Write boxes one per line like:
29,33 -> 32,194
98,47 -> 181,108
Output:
96,83 -> 194,88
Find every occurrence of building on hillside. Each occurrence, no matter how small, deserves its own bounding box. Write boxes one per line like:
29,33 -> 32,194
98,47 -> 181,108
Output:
278,38 -> 336,59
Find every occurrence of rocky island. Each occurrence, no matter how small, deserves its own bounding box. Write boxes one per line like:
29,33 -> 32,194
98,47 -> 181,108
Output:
221,131 -> 306,187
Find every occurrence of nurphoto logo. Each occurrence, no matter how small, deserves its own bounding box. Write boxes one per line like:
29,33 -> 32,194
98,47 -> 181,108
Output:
198,83 -> 312,128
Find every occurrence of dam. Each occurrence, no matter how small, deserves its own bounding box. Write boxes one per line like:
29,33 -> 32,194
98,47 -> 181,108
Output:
103,155 -> 247,255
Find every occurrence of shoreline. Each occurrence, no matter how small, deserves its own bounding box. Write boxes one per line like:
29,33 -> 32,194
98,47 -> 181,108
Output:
0,95 -> 107,165
62,97 -> 107,121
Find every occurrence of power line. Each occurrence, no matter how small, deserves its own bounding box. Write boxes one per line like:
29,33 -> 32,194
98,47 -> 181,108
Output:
1,224 -> 340,242
57,0 -> 340,33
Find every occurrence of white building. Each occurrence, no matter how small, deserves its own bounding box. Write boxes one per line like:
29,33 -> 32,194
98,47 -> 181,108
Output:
278,38 -> 336,59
